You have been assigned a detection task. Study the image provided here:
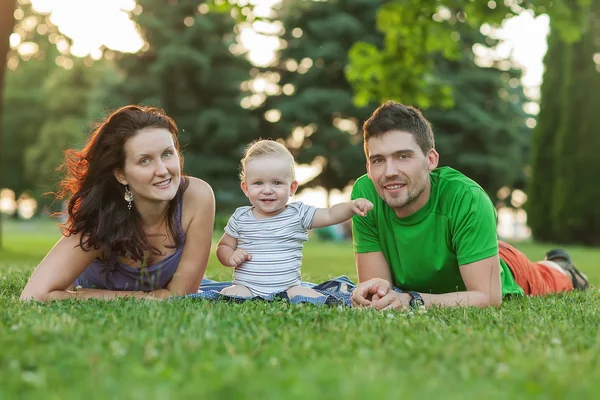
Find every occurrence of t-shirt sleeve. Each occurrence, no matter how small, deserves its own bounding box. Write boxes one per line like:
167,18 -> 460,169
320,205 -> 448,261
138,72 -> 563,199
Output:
451,187 -> 499,266
223,210 -> 241,239
294,202 -> 318,230
351,178 -> 382,253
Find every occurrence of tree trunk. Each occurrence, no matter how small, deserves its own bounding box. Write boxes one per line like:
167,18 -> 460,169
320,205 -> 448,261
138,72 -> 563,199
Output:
0,0 -> 17,248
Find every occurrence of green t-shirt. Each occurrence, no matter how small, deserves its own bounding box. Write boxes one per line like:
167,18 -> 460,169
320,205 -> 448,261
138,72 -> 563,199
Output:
351,167 -> 524,297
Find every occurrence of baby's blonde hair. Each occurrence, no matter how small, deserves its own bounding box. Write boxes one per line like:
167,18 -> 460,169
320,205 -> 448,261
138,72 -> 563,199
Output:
240,139 -> 295,181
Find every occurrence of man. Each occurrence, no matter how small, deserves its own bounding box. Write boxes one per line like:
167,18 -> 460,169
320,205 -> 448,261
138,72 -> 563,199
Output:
350,101 -> 588,310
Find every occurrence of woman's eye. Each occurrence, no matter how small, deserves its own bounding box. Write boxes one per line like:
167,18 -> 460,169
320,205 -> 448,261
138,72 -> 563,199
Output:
140,158 -> 150,165
162,151 -> 173,158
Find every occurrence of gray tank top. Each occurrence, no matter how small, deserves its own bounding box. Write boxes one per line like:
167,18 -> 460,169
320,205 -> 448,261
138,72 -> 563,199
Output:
73,197 -> 185,291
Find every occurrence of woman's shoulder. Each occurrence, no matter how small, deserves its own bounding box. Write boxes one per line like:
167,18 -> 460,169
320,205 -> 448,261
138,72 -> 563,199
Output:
183,176 -> 214,202
180,177 -> 215,228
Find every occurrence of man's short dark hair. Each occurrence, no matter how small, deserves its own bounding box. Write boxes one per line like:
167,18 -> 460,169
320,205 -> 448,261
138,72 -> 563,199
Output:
362,101 -> 435,156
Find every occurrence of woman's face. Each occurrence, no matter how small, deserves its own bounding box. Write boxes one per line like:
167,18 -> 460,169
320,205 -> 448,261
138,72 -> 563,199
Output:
115,127 -> 181,204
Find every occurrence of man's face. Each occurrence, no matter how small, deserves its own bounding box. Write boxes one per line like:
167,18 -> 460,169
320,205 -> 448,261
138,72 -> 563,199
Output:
366,130 -> 438,217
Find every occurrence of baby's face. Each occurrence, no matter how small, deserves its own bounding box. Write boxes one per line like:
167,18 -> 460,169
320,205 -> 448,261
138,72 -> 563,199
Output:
241,156 -> 297,218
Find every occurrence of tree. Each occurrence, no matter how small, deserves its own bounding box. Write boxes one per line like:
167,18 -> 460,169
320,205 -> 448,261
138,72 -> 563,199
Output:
24,59 -> 102,208
260,0 -> 382,202
104,0 -> 257,212
526,29 -> 565,241
0,0 -> 17,247
261,0 -> 529,201
1,1 -> 61,199
549,0 -> 600,244
424,26 -> 530,198
347,0 -> 593,107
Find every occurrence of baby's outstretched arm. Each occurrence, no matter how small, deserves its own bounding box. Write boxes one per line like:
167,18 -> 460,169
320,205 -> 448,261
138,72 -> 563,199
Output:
311,198 -> 373,229
216,233 -> 252,267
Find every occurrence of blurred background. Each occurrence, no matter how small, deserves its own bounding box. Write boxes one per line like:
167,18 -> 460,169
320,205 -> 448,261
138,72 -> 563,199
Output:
0,0 -> 599,246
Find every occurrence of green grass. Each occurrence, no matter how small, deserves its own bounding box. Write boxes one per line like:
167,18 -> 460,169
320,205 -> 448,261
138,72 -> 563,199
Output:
1,218 -> 600,399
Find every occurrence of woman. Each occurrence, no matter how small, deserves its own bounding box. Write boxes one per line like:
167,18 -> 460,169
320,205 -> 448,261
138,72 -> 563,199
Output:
20,105 -> 215,300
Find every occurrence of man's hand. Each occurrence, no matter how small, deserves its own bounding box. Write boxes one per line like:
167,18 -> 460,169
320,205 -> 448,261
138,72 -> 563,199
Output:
351,278 -> 391,307
371,290 -> 410,310
352,278 -> 411,310
352,198 -> 374,217
228,248 -> 252,267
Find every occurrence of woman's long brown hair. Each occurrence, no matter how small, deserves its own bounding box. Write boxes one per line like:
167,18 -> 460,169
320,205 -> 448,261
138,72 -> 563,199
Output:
56,105 -> 189,263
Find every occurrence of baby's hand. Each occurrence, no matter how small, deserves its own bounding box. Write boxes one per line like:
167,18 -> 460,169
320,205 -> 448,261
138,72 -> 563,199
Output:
352,198 -> 373,217
228,248 -> 252,267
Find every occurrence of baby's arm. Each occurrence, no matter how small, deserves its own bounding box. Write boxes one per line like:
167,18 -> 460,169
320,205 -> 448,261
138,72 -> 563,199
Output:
311,198 -> 373,229
216,233 -> 251,267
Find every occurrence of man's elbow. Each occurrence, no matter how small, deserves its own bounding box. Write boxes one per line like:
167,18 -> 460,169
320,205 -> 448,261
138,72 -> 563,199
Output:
487,291 -> 502,307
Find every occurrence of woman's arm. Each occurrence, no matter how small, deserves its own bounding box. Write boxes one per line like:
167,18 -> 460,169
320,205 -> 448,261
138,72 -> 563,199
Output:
166,177 -> 215,296
20,233 -> 102,301
45,288 -> 171,300
20,234 -> 174,301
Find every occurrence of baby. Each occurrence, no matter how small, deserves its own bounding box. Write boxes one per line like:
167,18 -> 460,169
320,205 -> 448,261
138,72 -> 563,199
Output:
216,139 -> 373,299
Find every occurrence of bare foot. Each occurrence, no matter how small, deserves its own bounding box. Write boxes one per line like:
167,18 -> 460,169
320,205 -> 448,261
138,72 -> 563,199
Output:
220,285 -> 254,298
286,286 -> 323,299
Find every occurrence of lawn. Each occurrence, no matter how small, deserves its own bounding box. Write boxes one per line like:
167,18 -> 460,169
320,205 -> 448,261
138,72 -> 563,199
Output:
1,218 -> 600,399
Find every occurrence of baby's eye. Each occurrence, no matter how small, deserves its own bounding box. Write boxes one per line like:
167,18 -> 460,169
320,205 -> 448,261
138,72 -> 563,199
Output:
274,181 -> 281,185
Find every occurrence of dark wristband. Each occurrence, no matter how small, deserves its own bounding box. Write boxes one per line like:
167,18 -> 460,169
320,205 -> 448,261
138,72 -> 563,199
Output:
407,291 -> 425,308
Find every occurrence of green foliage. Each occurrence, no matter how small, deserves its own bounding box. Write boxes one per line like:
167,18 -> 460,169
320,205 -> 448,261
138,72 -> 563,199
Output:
24,59 -> 103,206
1,3 -> 60,196
262,0 -> 382,195
261,0 -> 529,199
347,0 -> 594,107
103,0 -> 258,212
550,1 -> 600,244
347,0 -> 458,109
526,30 -> 565,242
424,26 -> 530,198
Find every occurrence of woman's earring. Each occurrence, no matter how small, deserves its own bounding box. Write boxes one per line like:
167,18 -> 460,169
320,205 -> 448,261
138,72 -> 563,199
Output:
124,185 -> 134,210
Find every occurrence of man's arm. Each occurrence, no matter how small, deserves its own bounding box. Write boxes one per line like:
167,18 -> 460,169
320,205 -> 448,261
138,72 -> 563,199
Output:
356,252 -> 393,283
364,255 -> 502,309
351,251 -> 394,306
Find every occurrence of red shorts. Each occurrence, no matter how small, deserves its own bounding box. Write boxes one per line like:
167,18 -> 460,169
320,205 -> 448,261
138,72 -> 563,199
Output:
498,241 -> 573,295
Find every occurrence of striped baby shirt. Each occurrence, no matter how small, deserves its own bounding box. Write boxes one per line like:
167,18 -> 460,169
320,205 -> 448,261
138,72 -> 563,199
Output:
224,202 -> 318,297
